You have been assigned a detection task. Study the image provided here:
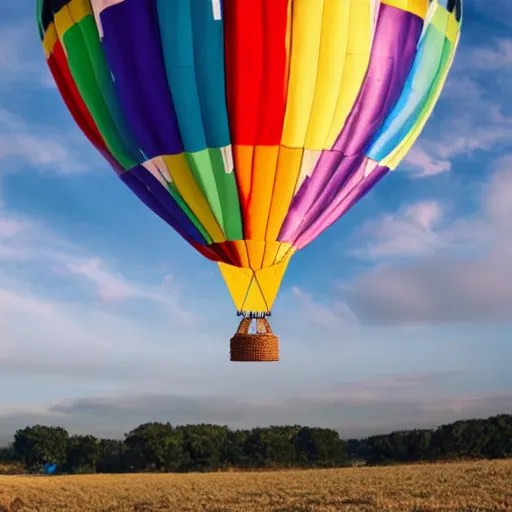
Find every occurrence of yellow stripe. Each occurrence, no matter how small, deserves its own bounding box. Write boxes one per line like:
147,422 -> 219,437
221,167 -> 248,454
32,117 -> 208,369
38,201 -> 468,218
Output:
218,254 -> 292,314
252,256 -> 292,312
161,155 -> 226,243
281,0 -> 325,148
43,23 -> 59,57
68,0 -> 93,22
324,0 -> 374,148
241,277 -> 268,314
53,0 -> 93,40
427,5 -> 462,47
304,0 -> 351,150
382,0 -> 429,19
218,263 -> 253,311
446,13 -> 460,44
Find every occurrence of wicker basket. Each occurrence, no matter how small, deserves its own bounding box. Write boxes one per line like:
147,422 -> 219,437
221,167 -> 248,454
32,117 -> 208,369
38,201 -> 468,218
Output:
230,318 -> 279,362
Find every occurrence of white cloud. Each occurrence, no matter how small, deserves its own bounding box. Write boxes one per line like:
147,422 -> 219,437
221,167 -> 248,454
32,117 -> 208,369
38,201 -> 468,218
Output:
0,217 -> 27,239
0,20 -> 99,176
290,286 -> 359,331
0,19 -> 54,89
67,258 -> 144,303
65,257 -> 192,320
0,107 -> 88,174
1,376 -> 510,443
303,371 -> 466,405
464,39 -> 512,71
355,201 -> 445,259
346,157 -> 512,325
0,202 -> 196,361
403,145 -> 451,177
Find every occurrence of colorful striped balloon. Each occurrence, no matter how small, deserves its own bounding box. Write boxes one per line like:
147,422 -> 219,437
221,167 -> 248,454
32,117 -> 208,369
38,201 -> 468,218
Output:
37,0 -> 462,336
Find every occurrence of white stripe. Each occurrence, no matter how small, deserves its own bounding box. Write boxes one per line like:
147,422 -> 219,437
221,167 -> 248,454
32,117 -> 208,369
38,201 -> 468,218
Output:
363,158 -> 379,178
370,0 -> 382,44
212,0 -> 222,20
142,157 -> 173,187
293,150 -> 322,195
221,146 -> 234,174
90,0 -> 126,39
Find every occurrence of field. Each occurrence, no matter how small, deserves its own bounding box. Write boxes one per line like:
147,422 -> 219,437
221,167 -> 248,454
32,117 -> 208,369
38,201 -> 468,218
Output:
0,459 -> 511,512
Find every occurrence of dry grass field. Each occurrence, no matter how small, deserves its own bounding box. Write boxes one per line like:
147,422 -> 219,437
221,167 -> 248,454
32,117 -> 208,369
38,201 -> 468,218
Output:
0,459 -> 511,512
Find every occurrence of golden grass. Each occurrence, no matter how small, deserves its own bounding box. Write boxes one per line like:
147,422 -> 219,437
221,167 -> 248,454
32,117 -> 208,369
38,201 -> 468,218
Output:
0,459 -> 511,511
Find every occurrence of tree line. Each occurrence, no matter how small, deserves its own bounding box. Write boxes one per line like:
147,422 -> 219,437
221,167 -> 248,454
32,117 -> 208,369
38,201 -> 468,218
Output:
0,414 -> 510,474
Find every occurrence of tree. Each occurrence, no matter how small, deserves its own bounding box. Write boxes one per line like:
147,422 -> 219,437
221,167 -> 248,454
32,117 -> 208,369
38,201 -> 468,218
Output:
5,413 -> 512,474
13,425 -> 68,471
225,429 -> 250,468
65,435 -> 100,473
294,427 -> 347,467
0,444 -> 19,463
179,424 -> 230,471
124,422 -> 185,472
96,439 -> 127,473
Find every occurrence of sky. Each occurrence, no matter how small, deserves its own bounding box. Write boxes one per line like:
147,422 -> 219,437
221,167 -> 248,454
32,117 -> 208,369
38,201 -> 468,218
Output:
0,1 -> 511,445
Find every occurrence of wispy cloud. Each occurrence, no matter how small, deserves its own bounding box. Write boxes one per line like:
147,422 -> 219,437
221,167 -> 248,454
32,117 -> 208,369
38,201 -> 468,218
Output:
0,16 -> 102,176
346,156 -> 512,325
0,201 -> 199,374
0,19 -> 52,89
1,374 -> 510,443
354,201 -> 445,259
302,371 -> 467,405
0,106 -> 92,174
289,286 -> 359,331
464,39 -> 512,71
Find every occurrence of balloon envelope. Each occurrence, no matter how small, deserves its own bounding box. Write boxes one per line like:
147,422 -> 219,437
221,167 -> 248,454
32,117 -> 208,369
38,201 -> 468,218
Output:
37,0 -> 462,317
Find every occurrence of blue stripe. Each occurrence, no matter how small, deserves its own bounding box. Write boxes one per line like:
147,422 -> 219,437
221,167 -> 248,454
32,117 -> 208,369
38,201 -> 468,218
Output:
98,0 -> 184,158
367,20 -> 451,161
156,0 -> 230,151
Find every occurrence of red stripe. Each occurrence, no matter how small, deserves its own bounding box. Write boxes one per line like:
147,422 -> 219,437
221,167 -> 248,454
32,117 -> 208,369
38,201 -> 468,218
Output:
223,0 -> 289,146
257,0 -> 289,144
224,0 -> 263,145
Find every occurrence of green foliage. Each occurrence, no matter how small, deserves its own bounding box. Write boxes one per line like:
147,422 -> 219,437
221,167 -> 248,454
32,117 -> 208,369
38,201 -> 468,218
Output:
0,444 -> 19,463
3,414 -> 512,475
96,439 -> 127,473
13,425 -> 69,470
125,422 -> 185,472
65,435 -> 100,473
294,427 -> 348,467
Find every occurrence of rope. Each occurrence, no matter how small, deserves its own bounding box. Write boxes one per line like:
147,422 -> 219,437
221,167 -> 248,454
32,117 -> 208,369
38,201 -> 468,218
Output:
236,310 -> 272,318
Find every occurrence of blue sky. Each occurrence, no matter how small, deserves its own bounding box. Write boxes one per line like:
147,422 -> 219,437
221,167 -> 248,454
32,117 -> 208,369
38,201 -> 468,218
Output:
0,1 -> 511,444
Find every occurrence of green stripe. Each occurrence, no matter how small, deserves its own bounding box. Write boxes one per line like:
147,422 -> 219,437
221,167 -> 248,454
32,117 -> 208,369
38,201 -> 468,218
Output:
61,17 -> 141,169
36,0 -> 44,39
209,148 -> 243,240
185,150 -> 224,229
184,149 -> 243,240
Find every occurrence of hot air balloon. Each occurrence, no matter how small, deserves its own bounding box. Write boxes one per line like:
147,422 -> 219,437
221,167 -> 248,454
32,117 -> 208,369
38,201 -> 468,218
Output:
37,0 -> 462,362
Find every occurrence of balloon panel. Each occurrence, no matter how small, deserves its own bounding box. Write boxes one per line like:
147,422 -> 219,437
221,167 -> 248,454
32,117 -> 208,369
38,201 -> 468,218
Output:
38,0 -> 461,314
